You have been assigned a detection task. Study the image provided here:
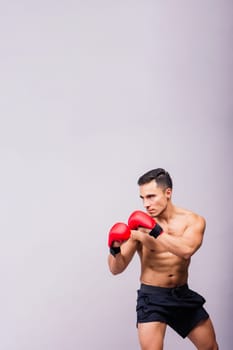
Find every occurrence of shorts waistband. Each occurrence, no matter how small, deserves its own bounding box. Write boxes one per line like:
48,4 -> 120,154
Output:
140,283 -> 188,294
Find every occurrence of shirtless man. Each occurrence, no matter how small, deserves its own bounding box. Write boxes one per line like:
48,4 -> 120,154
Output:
108,168 -> 218,350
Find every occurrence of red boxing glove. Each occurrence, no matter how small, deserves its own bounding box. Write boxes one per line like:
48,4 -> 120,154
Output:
108,222 -> 131,247
128,210 -> 163,239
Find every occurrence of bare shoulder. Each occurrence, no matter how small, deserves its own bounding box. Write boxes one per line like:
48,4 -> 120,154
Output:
176,206 -> 206,230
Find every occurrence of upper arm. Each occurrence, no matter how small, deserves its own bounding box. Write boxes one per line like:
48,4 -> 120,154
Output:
182,214 -> 206,255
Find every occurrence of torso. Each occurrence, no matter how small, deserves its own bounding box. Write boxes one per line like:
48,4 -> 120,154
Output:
137,207 -> 192,287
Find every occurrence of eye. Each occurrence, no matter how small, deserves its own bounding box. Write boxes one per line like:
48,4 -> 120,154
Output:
148,195 -> 156,200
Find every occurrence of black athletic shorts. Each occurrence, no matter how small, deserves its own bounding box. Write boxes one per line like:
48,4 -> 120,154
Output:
136,283 -> 209,338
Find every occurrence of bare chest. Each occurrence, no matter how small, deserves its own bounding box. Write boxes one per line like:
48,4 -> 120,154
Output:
158,219 -> 187,237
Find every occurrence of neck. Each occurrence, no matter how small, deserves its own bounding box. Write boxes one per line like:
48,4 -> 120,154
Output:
156,202 -> 175,223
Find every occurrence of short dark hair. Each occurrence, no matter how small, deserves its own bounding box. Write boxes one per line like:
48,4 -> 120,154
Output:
137,168 -> 173,189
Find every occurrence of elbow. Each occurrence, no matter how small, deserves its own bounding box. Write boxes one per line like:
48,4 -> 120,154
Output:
183,253 -> 192,260
183,243 -> 201,260
108,261 -> 125,275
109,265 -> 125,275
110,268 -> 121,275
182,247 -> 194,260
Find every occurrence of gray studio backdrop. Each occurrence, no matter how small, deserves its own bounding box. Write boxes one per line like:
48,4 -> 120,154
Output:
0,1 -> 232,349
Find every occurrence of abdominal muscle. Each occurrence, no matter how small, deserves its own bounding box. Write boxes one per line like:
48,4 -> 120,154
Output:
138,246 -> 190,288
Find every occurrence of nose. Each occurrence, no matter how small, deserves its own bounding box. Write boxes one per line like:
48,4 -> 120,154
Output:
143,198 -> 150,209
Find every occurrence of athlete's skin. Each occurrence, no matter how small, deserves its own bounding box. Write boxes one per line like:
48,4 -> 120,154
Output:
108,180 -> 218,350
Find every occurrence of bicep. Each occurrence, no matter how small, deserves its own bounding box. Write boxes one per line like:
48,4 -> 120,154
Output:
182,216 -> 206,251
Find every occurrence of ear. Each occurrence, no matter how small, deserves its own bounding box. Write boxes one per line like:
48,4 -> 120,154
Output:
166,188 -> 172,199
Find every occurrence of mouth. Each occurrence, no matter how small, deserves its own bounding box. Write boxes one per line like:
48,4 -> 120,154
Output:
147,210 -> 155,215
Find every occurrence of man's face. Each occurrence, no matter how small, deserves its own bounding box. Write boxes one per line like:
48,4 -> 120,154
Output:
139,180 -> 171,217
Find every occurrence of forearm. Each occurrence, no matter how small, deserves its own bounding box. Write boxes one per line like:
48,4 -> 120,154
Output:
108,253 -> 128,275
108,239 -> 138,275
132,230 -> 199,259
157,234 -> 198,259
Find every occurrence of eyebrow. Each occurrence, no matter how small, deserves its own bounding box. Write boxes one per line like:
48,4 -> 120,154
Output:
139,194 -> 156,199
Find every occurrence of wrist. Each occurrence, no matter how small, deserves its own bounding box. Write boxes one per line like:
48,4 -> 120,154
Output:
149,224 -> 163,239
110,246 -> 121,257
131,229 -> 144,242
